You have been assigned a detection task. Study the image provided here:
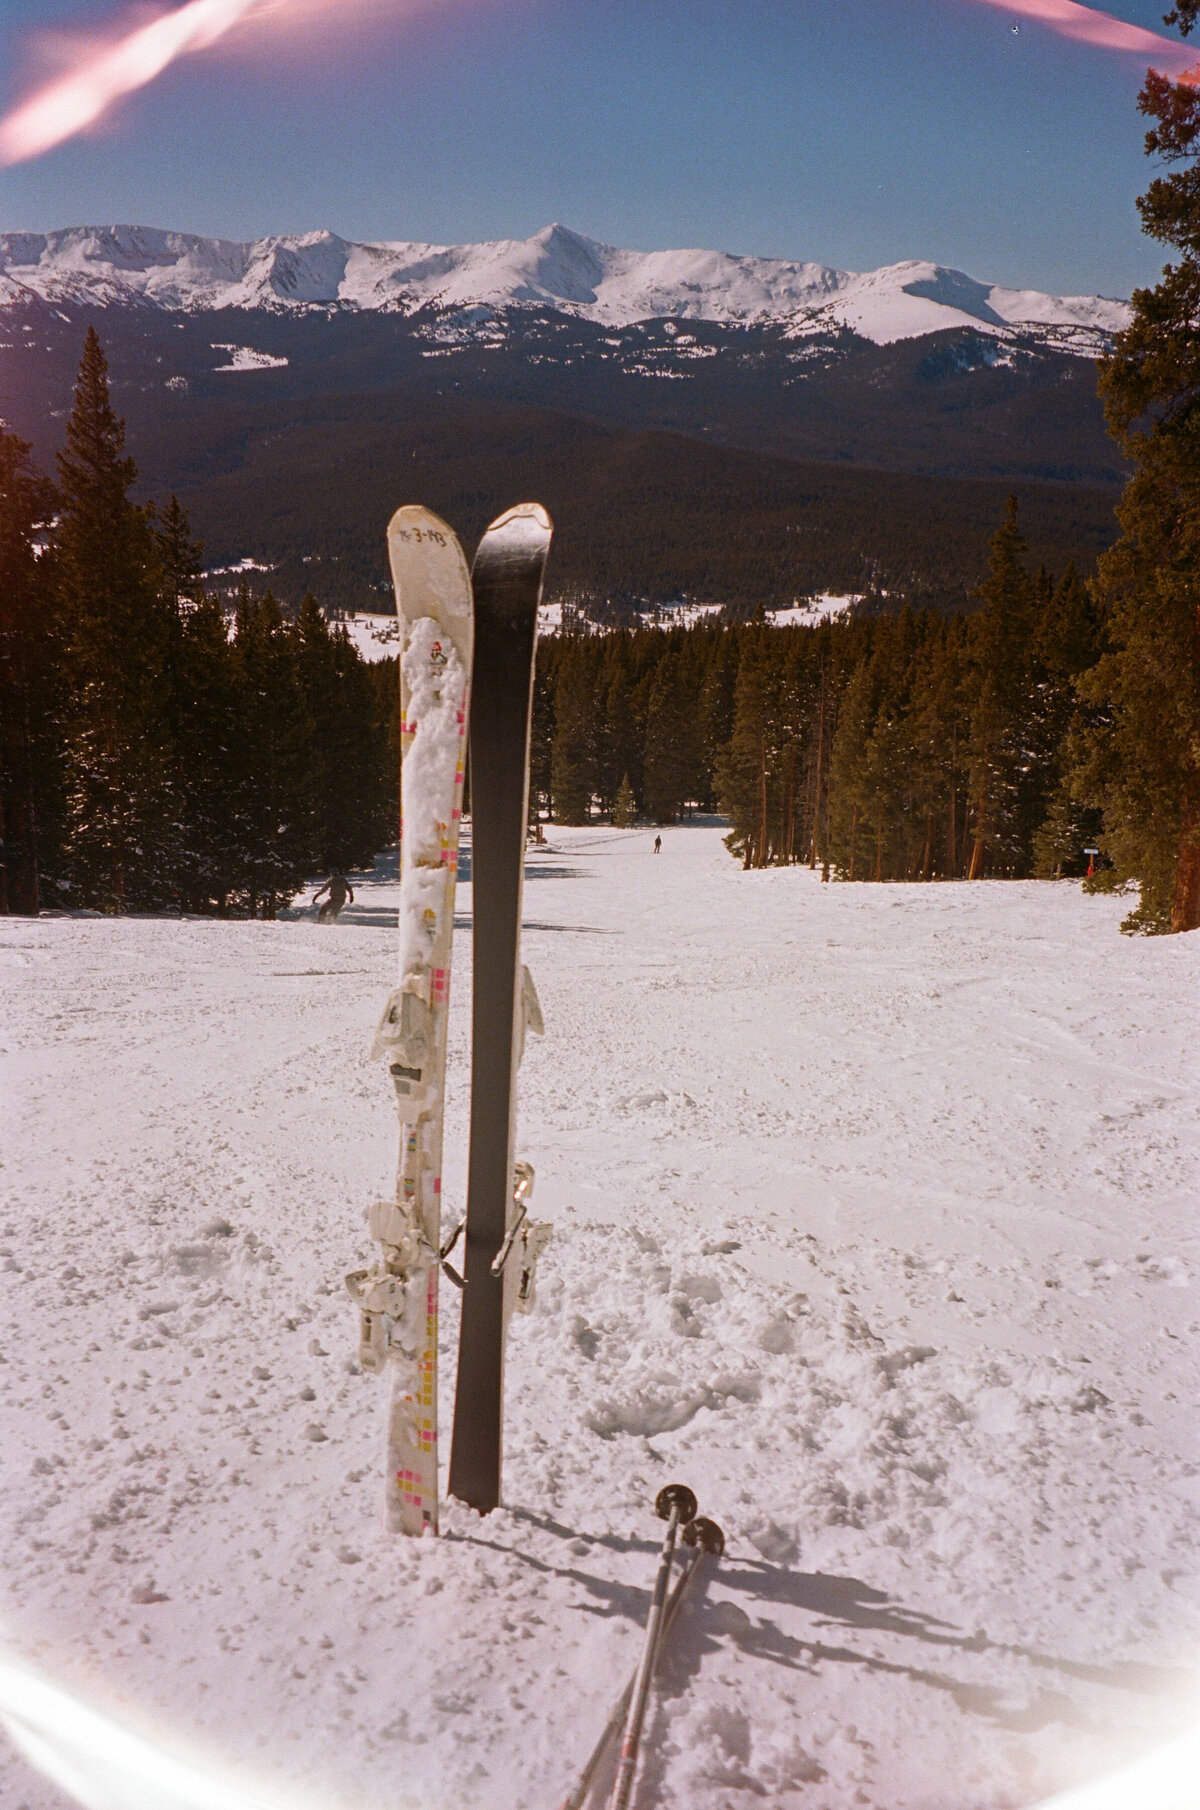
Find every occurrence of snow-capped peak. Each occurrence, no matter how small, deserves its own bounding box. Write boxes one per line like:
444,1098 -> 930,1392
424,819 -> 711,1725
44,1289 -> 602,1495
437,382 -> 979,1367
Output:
0,222 -> 1131,346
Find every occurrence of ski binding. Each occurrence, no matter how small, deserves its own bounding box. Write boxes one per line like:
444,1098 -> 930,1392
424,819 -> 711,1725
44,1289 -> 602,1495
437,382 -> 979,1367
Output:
345,1195 -> 436,1375
491,1161 -> 552,1322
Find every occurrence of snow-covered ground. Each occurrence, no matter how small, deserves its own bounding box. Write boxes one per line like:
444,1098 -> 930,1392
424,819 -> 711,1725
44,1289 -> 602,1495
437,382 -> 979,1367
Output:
339,612 -> 401,661
1,827 -> 1198,1810
768,595 -> 860,627
210,346 -> 289,373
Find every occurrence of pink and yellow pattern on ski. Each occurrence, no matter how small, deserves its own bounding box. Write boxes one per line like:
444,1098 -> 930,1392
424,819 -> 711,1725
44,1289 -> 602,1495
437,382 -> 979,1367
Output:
381,504 -> 473,1538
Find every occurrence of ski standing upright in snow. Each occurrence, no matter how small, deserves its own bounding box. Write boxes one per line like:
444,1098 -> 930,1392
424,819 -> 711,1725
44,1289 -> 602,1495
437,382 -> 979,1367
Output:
345,506 -> 473,1535
448,502 -> 553,1516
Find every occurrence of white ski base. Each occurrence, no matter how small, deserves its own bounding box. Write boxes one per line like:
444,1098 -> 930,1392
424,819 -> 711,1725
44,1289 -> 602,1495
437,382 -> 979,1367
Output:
354,508 -> 472,1538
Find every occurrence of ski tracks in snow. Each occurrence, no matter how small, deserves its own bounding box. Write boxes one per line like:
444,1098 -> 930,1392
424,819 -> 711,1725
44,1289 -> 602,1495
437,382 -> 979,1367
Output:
1,836 -> 1198,1810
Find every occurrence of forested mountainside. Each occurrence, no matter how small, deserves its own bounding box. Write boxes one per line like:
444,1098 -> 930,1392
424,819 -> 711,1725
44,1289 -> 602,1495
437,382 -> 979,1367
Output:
0,282 -> 1122,613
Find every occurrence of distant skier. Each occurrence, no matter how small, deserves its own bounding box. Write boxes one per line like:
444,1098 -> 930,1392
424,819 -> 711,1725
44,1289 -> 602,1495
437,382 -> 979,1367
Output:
313,871 -> 354,923
653,835 -> 662,854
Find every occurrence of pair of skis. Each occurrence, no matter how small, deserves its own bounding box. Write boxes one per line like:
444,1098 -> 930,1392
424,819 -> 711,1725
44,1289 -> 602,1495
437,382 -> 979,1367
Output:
345,501 -> 552,1535
561,1486 -> 725,1810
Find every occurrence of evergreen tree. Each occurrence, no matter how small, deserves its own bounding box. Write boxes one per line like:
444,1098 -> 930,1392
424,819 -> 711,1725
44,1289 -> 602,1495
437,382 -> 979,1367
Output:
1082,24 -> 1200,930
963,500 -> 1038,878
550,638 -> 596,823
174,594 -> 245,912
0,429 -> 61,912
597,642 -> 636,814
717,629 -> 775,866
643,649 -> 696,825
529,643 -> 557,826
801,629 -> 838,869
154,494 -> 205,611
295,595 -> 391,871
230,588 -> 314,917
56,329 -> 180,910
1032,567 -> 1106,879
827,632 -> 891,880
370,654 -> 401,849
697,627 -> 740,804
611,774 -> 637,827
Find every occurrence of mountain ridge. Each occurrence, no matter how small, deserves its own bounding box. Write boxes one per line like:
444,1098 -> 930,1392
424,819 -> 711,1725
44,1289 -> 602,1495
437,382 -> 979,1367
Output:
0,221 -> 1129,351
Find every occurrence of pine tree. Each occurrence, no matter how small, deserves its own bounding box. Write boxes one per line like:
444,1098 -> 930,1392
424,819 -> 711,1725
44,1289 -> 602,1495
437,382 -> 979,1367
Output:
174,594 -> 244,912
643,649 -> 696,825
154,494 -> 205,611
295,595 -> 391,870
56,329 -> 181,910
1082,25 -> 1200,930
529,643 -> 557,826
716,629 -> 774,866
230,588 -> 315,916
597,642 -> 636,814
1032,567 -> 1106,879
611,774 -> 637,827
963,500 -> 1038,879
827,634 -> 888,880
368,653 -> 401,847
697,627 -> 740,799
0,429 -> 61,913
550,639 -> 596,823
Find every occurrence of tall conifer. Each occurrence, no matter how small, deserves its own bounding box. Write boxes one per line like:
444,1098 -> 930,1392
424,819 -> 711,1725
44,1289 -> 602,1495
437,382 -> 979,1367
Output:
1084,20 -> 1200,930
0,430 -> 61,912
56,328 -> 180,910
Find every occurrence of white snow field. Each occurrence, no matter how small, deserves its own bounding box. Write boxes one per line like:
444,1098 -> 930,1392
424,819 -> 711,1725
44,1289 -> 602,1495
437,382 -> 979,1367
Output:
1,826 -> 1198,1810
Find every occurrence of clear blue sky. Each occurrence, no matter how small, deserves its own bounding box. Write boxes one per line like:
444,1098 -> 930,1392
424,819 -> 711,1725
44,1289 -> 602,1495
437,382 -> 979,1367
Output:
0,0 -> 1190,297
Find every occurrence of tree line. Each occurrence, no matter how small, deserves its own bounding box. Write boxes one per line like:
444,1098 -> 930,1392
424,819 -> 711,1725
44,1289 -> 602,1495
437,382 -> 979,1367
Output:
1,328 -> 393,917
531,511 -> 1103,877
530,443 -> 1192,932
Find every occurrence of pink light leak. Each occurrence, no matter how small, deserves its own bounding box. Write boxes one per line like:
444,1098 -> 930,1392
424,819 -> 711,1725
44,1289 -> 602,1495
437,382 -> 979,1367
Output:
965,0 -> 1200,80
4,0 -> 1198,169
0,0 -> 278,166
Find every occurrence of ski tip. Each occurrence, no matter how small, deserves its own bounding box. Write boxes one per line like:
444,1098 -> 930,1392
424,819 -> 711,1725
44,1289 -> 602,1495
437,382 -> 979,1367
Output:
480,501 -> 553,542
386,505 -> 472,636
386,503 -> 461,546
682,1515 -> 725,1558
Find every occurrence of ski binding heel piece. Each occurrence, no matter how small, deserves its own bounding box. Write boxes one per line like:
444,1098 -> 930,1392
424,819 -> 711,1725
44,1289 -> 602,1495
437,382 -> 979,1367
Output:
517,966 -> 544,1064
493,1162 -> 552,1323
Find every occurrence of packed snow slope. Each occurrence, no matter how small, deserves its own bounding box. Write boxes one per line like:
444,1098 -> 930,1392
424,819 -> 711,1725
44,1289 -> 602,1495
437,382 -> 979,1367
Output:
0,223 -> 1128,348
1,828 -> 1198,1810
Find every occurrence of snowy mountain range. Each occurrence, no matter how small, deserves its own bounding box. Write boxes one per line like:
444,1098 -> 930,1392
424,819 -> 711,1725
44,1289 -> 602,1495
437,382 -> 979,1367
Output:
0,221 -> 1129,352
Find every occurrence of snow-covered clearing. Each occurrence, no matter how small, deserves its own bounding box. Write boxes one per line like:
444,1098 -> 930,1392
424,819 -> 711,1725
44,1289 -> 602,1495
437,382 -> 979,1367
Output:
210,346 -> 289,373
768,595 -> 860,628
339,612 -> 401,662
1,826 -> 1198,1810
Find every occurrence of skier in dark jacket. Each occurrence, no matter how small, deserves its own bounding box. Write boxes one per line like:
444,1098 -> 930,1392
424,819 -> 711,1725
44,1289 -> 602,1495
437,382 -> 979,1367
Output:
653,835 -> 662,854
313,872 -> 354,922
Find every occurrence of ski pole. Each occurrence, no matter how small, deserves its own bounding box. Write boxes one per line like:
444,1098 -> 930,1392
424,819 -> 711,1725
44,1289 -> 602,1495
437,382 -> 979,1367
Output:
560,1513 -> 724,1810
605,1483 -> 697,1810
